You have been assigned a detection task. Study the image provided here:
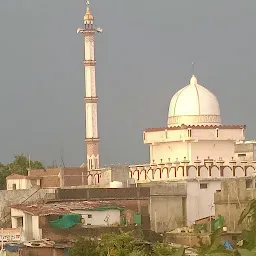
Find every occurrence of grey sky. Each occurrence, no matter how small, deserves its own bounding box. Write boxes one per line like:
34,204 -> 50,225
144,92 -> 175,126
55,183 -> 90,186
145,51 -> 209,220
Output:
0,0 -> 255,166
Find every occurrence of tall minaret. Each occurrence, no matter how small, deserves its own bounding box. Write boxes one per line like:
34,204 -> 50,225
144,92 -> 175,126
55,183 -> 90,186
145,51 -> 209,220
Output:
77,1 -> 102,170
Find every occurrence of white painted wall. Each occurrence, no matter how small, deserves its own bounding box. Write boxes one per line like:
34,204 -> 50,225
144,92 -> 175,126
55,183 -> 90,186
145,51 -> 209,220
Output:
186,180 -> 221,226
190,140 -> 235,163
7,179 -> 31,190
7,179 -> 41,191
11,209 -> 24,227
10,208 -> 38,241
72,209 -> 121,226
32,216 -> 41,240
150,141 -> 191,164
144,128 -> 244,145
144,127 -> 244,164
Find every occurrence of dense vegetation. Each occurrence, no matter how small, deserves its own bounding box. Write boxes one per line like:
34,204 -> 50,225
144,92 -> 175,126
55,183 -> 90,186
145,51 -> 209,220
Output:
69,231 -> 185,256
69,199 -> 256,256
197,199 -> 256,255
0,154 -> 44,190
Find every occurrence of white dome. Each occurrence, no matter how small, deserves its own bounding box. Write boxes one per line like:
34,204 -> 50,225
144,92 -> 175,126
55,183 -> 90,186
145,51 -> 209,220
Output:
168,75 -> 221,127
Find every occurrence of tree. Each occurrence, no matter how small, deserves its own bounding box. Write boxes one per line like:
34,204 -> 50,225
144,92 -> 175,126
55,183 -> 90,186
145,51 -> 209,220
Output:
69,231 -> 185,256
152,242 -> 176,256
7,154 -> 44,175
195,200 -> 256,256
197,228 -> 233,256
0,154 -> 44,190
98,231 -> 136,256
69,237 -> 99,256
237,199 -> 256,253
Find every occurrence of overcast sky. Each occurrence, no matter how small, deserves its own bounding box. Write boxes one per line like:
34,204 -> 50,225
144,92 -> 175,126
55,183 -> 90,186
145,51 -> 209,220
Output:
0,0 -> 255,166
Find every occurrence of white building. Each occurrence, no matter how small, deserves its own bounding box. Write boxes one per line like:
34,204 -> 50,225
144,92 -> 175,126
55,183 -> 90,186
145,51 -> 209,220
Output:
143,75 -> 245,165
6,174 -> 41,190
235,140 -> 256,162
10,201 -> 124,241
87,73 -> 256,227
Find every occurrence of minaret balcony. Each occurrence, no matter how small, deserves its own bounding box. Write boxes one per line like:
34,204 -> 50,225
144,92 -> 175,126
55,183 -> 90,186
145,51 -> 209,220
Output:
85,137 -> 100,143
84,60 -> 96,66
84,96 -> 98,103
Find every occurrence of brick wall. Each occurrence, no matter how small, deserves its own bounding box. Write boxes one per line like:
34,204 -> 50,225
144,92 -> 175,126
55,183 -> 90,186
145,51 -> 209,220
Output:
42,226 -> 160,242
29,168 -> 61,188
28,167 -> 88,188
39,215 -> 61,229
55,187 -> 150,200
42,226 -> 135,242
63,168 -> 87,187
19,247 -> 66,256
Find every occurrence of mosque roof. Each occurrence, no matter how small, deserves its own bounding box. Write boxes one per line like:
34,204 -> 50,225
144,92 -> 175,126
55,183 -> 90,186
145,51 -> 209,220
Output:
168,75 -> 221,127
144,125 -> 246,133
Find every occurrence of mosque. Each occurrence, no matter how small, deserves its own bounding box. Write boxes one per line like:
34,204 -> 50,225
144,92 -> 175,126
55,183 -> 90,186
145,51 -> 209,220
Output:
143,74 -> 245,165
81,2 -> 256,225
6,1 -> 256,233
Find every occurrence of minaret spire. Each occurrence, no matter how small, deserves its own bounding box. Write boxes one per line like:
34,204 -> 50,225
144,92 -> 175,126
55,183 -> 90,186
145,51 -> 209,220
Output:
77,2 -> 103,170
192,61 -> 195,75
86,0 -> 90,11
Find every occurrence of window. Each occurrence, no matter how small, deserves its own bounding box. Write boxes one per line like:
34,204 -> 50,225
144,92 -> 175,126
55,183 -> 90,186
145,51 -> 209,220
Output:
188,129 -> 192,137
238,153 -> 246,157
246,179 -> 253,189
17,217 -> 23,227
12,184 -> 16,190
87,214 -> 92,218
200,183 -> 208,189
216,129 -> 219,138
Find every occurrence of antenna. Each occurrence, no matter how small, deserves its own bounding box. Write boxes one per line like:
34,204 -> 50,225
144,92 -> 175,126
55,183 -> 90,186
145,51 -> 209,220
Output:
60,148 -> 66,168
192,61 -> 195,75
28,154 -> 31,170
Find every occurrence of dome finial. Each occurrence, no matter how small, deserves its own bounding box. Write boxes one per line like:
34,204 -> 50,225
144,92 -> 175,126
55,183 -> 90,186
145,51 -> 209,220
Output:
190,74 -> 197,85
84,0 -> 94,21
192,61 -> 195,75
86,0 -> 90,11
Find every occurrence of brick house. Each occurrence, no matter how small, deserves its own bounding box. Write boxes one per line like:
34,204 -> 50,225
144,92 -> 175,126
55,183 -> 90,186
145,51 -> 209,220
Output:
6,167 -> 88,190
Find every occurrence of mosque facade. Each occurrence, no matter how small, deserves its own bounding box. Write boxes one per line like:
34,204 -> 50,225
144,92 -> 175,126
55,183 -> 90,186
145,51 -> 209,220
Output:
88,72 -> 256,225
84,3 -> 256,226
143,74 -> 245,165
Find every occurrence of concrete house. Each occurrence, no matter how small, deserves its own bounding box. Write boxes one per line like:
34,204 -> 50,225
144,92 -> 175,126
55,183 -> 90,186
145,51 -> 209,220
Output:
10,201 -> 130,241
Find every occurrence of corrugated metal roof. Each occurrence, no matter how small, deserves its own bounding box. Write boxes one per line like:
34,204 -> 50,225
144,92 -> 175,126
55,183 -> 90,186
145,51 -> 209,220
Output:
11,201 -> 126,216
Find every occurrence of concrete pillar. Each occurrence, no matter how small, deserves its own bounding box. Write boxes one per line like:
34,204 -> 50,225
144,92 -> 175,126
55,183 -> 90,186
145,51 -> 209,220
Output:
59,168 -> 64,188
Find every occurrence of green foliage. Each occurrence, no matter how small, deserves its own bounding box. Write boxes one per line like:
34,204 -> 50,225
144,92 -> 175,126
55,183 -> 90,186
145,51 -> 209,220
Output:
69,232 -> 185,256
69,200 -> 256,256
69,237 -> 99,256
152,242 -> 176,256
238,199 -> 256,231
196,199 -> 256,256
98,231 -> 136,256
197,228 -> 233,256
128,251 -> 147,256
237,248 -> 256,256
0,154 -> 44,190
236,199 -> 256,254
172,246 -> 185,256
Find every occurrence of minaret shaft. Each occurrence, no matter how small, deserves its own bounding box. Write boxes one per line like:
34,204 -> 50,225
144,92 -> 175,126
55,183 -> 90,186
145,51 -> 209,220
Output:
81,5 -> 100,170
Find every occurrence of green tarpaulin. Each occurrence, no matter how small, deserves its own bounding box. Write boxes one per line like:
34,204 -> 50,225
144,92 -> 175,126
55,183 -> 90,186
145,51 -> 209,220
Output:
134,214 -> 142,225
214,215 -> 225,231
90,206 -> 124,211
50,214 -> 81,229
